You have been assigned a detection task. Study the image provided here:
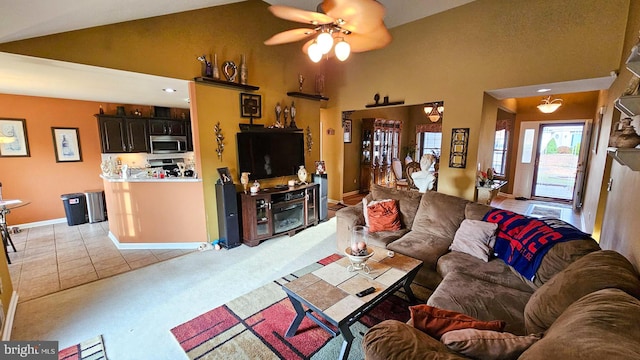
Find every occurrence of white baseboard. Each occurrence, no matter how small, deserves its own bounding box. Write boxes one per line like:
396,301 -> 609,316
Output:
15,218 -> 66,229
328,199 -> 340,204
2,291 -> 19,340
107,232 -> 201,250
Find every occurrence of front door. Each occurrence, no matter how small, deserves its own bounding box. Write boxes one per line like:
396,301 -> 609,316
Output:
531,123 -> 585,201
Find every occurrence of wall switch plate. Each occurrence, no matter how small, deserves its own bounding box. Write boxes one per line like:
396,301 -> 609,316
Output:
607,177 -> 613,192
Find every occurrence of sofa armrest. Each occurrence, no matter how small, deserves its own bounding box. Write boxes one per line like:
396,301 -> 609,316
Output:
335,204 -> 365,253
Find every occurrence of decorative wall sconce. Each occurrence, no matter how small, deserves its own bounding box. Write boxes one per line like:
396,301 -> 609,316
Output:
214,122 -> 224,160
306,126 -> 313,153
424,101 -> 444,122
537,96 -> 563,113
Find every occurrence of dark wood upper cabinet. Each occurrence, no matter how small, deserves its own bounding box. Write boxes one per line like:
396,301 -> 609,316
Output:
96,115 -> 149,153
149,119 -> 186,136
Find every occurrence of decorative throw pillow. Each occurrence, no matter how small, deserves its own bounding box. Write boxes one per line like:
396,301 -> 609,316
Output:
367,199 -> 401,233
410,304 -> 506,340
449,219 -> 498,262
441,329 -> 542,360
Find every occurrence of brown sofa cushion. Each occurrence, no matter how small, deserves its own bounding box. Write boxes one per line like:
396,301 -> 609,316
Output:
371,184 -> 423,229
441,329 -> 541,360
524,250 -> 640,333
410,304 -> 505,340
464,202 -> 494,221
532,238 -> 600,287
520,289 -> 640,360
437,252 -> 536,293
412,191 -> 469,240
428,272 -> 532,335
363,319 -> 469,360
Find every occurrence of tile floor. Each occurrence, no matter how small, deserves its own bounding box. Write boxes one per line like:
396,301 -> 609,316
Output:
6,221 -> 192,303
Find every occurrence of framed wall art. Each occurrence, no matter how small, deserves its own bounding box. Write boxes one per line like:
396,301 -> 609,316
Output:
0,118 -> 30,157
449,128 -> 469,168
52,127 -> 82,162
343,119 -> 352,143
240,93 -> 262,119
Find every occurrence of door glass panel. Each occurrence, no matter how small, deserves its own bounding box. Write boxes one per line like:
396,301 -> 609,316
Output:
533,124 -> 583,200
522,129 -> 535,163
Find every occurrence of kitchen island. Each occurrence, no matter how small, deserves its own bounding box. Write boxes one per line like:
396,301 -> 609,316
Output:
102,176 -> 207,248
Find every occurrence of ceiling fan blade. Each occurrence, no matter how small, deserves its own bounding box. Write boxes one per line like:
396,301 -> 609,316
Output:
346,26 -> 392,53
321,0 -> 386,33
268,5 -> 334,25
264,28 -> 316,45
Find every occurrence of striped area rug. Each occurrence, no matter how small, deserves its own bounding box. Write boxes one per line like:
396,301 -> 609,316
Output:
171,254 -> 419,360
59,335 -> 107,360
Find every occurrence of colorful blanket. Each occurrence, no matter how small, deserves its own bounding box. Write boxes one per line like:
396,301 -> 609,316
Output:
483,209 -> 591,281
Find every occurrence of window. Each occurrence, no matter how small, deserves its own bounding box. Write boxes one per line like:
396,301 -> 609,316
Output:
418,132 -> 442,158
492,129 -> 508,175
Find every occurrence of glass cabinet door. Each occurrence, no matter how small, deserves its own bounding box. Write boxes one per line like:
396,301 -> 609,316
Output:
306,188 -> 317,225
255,197 -> 271,237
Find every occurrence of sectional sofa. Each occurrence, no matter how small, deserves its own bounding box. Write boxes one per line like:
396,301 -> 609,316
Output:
335,185 -> 640,359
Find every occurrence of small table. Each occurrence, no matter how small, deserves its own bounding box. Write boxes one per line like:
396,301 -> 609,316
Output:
0,199 -> 30,264
282,246 -> 423,360
476,180 -> 507,205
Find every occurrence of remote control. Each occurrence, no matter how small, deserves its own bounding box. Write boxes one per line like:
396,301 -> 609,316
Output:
356,287 -> 376,297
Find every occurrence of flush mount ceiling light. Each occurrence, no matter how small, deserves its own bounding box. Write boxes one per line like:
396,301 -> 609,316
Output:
537,96 -> 563,113
163,88 -> 177,93
537,88 -> 552,93
424,102 -> 444,122
264,0 -> 391,63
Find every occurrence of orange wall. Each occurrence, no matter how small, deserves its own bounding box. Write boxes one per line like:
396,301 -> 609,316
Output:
0,94 -> 103,225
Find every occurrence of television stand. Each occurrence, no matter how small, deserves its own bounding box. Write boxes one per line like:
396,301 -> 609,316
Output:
239,183 -> 319,247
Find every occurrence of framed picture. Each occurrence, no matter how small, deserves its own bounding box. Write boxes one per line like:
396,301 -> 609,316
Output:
315,160 -> 326,174
343,119 -> 352,143
449,128 -> 469,168
240,93 -> 262,119
0,118 -> 30,157
217,167 -> 233,184
52,127 -> 82,162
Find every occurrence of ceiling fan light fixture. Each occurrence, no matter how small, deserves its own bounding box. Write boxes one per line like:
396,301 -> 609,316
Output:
316,31 -> 334,55
335,38 -> 351,61
537,96 -> 563,113
308,41 -> 322,63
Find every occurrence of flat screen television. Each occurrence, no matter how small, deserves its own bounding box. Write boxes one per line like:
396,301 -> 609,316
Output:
237,131 -> 305,181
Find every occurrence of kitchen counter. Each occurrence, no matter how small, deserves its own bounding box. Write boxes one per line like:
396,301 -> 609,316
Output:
100,175 -> 201,183
102,177 -> 207,247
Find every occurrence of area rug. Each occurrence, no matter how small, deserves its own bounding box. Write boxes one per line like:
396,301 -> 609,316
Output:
59,335 -> 107,360
526,204 -> 564,219
171,254 -> 420,360
328,203 -> 348,211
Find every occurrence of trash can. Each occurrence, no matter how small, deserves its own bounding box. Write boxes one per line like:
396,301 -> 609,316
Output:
60,193 -> 88,226
84,189 -> 106,223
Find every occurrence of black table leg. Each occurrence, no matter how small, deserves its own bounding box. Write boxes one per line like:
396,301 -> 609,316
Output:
337,322 -> 354,360
285,294 -> 306,338
0,224 -> 11,264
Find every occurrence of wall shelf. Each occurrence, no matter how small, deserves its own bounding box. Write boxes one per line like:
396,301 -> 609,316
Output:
194,77 -> 259,91
365,100 -> 405,108
614,95 -> 640,116
607,147 -> 640,171
287,92 -> 329,101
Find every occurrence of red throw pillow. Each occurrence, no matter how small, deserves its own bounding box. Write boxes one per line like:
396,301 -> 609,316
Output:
367,199 -> 401,233
410,304 -> 506,340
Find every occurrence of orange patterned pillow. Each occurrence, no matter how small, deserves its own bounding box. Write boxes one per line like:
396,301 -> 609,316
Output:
367,199 -> 401,232
410,304 -> 506,340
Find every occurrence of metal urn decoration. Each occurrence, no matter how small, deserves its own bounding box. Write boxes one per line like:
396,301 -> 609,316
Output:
289,101 -> 297,129
240,54 -> 248,85
214,122 -> 224,160
306,126 -> 313,153
298,74 -> 305,92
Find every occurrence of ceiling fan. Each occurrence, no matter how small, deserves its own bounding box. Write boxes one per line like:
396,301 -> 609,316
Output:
264,0 -> 392,62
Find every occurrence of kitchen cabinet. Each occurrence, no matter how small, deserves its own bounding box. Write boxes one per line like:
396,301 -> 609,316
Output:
149,118 -> 186,136
359,118 -> 402,192
96,115 -> 149,153
239,183 -> 318,247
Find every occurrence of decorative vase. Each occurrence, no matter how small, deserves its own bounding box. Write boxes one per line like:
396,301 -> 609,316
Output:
212,54 -> 220,80
240,172 -> 250,193
615,124 -> 640,148
240,54 -> 247,85
297,165 -> 307,184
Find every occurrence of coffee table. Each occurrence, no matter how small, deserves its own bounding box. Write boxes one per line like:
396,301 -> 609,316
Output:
282,245 -> 423,360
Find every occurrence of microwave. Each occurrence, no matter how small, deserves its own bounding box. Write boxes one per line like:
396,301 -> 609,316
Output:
150,135 -> 187,154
